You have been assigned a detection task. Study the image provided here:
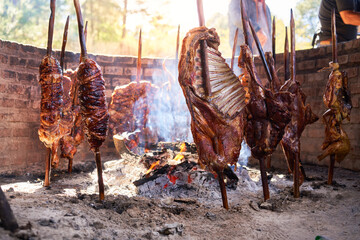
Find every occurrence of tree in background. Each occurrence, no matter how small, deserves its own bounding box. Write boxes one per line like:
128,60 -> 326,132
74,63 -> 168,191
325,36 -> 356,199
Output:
295,0 -> 321,49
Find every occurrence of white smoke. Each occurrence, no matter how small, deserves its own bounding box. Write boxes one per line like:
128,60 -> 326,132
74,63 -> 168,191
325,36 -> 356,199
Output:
147,59 -> 193,143
238,140 -> 251,167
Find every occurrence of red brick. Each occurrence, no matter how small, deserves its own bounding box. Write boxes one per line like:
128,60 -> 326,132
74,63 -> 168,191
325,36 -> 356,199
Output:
17,73 -> 36,83
114,56 -> 135,65
104,66 -> 123,75
9,56 -> 26,66
346,67 -> 358,78
14,99 -> 28,109
21,45 -> 37,53
0,53 -> 8,64
2,70 -> 16,79
316,58 -> 329,69
342,40 -> 354,50
13,128 -> 30,137
0,128 -> 12,137
144,68 -> 163,77
3,41 -> 19,51
0,98 -> 14,107
6,84 -> 28,95
124,67 -> 137,76
112,78 -> 130,87
349,52 -> 360,63
26,59 -> 40,69
96,55 -> 114,63
338,55 -> 348,65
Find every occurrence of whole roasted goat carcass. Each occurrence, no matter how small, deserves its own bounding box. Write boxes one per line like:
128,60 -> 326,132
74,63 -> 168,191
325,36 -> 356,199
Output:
178,26 -> 247,208
318,9 -> 352,185
318,61 -> 352,163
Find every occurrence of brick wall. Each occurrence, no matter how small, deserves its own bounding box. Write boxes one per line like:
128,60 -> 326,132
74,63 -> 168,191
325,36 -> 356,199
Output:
0,38 -> 359,175
0,39 -> 172,175
253,39 -> 360,171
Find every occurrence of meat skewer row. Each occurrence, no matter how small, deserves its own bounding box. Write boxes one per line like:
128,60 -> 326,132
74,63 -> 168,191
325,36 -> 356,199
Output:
317,9 -> 351,185
74,0 -> 109,201
38,0 -> 64,187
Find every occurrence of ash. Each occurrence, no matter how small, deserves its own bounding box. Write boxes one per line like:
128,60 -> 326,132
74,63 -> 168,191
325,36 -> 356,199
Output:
100,146 -> 266,206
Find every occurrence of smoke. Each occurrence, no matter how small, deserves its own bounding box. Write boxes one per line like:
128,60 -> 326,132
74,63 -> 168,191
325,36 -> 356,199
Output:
146,59 -> 193,143
238,141 -> 251,166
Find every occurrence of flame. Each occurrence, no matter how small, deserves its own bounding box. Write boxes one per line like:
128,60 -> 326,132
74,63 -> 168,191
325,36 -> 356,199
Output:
144,148 -> 150,153
173,142 -> 186,161
145,160 -> 160,175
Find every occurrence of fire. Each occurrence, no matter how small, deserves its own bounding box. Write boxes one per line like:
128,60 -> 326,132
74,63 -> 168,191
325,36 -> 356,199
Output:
173,142 -> 186,161
144,148 -> 150,153
145,160 -> 160,175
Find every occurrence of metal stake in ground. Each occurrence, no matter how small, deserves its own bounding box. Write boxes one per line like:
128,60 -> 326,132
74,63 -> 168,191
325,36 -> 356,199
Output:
328,9 -> 338,185
284,26 -> 290,82
44,0 -> 56,187
289,9 -> 300,198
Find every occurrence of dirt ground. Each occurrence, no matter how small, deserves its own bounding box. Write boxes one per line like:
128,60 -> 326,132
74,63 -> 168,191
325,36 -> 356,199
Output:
0,155 -> 359,240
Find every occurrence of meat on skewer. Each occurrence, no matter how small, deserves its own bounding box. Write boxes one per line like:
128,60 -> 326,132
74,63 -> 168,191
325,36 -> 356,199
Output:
318,9 -> 352,185
179,26 -> 247,209
239,0 -> 293,201
108,29 -> 158,153
38,0 -> 64,186
59,19 -> 88,172
279,10 -> 318,197
74,0 -> 109,201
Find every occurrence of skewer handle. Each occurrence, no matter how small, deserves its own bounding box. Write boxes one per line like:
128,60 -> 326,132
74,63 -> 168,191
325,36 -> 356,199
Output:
293,152 -> 300,198
249,21 -> 272,83
95,150 -> 105,201
197,0 -> 205,26
136,29 -> 142,83
74,0 -> 87,59
47,0 -> 56,56
259,157 -> 270,201
231,28 -> 239,70
327,154 -> 335,185
44,147 -> 51,187
331,9 -> 337,63
272,16 -> 276,66
60,16 -> 70,71
217,171 -> 229,209
290,9 -> 296,81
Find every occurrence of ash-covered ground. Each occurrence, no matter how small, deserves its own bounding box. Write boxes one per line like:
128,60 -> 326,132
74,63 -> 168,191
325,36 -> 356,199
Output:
0,150 -> 359,240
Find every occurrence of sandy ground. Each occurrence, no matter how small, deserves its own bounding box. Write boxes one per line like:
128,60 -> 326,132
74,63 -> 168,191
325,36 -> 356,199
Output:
0,156 -> 359,240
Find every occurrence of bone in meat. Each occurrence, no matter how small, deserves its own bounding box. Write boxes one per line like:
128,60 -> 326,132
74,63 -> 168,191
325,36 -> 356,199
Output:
178,26 -> 247,208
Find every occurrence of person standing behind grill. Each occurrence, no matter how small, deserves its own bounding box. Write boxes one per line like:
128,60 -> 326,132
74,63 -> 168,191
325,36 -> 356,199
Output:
318,0 -> 360,45
228,0 -> 272,56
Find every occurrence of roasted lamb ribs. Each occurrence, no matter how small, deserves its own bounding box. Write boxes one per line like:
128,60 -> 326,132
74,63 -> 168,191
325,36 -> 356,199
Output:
178,26 -> 247,209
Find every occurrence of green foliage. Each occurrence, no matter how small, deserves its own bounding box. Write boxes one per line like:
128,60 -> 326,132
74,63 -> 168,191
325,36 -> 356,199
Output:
295,0 -> 321,49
